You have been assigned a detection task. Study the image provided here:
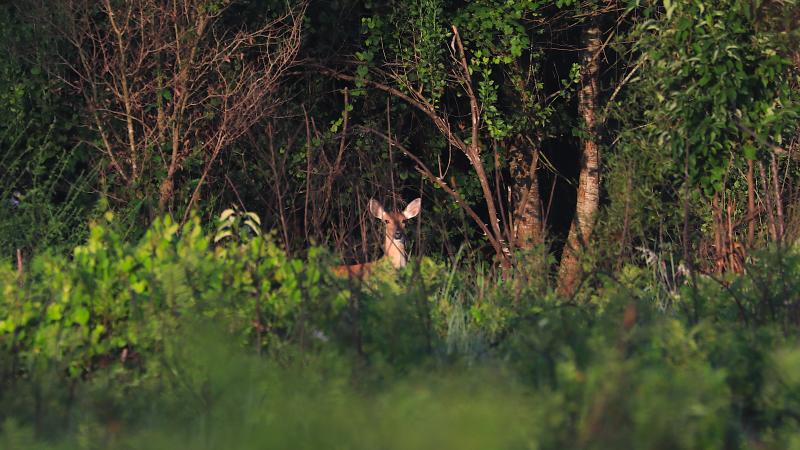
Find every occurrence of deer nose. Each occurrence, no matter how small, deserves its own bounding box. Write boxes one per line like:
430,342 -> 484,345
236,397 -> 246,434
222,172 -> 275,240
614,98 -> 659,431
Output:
394,230 -> 403,240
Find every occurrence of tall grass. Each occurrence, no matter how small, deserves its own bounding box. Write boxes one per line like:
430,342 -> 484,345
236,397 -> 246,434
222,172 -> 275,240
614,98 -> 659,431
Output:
4,219 -> 800,449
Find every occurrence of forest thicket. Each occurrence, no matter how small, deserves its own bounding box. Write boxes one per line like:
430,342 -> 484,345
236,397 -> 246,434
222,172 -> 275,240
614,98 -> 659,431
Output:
1,0 -> 800,448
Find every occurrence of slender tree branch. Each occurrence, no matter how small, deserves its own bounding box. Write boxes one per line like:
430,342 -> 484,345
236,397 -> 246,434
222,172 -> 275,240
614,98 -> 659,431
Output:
358,126 -> 505,259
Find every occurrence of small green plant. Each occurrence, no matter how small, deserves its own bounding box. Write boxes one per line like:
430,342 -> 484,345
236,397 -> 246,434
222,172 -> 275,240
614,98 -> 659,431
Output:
214,205 -> 262,244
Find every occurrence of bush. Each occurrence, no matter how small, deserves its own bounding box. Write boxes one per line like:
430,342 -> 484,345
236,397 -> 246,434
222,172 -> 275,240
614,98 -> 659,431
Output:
5,218 -> 800,448
0,4 -> 94,259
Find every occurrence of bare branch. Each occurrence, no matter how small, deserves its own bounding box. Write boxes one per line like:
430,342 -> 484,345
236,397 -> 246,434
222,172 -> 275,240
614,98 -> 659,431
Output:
358,126 -> 506,260
53,0 -> 306,212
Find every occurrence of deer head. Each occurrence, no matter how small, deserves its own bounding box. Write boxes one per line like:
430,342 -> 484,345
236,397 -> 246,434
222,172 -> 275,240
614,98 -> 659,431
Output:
333,197 -> 422,279
368,197 -> 422,269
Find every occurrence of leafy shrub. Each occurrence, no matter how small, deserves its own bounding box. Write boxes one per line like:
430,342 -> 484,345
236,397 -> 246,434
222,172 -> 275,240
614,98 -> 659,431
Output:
0,4 -> 93,258
5,219 -> 800,448
0,214 -> 339,385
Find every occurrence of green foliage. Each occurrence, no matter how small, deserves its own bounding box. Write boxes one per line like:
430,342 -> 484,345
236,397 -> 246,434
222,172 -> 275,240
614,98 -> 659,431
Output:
6,218 -> 800,447
0,4 -> 94,257
213,205 -> 262,244
600,0 -> 800,272
624,0 -> 798,193
452,0 -> 545,138
0,214 -> 337,386
360,0 -> 450,103
5,0 -> 800,447
0,328 -> 559,450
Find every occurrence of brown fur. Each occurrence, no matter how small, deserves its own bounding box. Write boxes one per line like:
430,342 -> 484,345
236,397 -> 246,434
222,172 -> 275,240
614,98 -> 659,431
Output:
333,198 -> 421,279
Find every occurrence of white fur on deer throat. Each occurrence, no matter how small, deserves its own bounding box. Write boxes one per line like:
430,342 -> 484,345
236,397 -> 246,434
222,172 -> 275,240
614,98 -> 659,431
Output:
386,236 -> 407,268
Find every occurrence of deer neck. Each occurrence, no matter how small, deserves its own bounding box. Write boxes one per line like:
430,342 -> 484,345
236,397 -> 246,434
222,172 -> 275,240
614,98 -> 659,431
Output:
383,235 -> 407,268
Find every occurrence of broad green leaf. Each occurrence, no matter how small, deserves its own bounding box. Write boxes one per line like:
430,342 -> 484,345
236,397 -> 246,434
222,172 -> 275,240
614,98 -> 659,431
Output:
219,209 -> 236,222
743,144 -> 757,160
214,230 -> 233,243
73,307 -> 90,326
245,212 -> 262,225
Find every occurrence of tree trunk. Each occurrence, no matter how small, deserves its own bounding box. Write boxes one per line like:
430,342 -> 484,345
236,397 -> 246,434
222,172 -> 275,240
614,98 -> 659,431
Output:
747,159 -> 755,247
158,175 -> 174,213
770,154 -> 785,244
509,135 -> 543,248
759,160 -> 778,242
557,23 -> 601,297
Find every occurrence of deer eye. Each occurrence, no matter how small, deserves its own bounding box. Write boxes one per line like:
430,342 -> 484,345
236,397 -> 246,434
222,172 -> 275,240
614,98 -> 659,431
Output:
384,220 -> 390,224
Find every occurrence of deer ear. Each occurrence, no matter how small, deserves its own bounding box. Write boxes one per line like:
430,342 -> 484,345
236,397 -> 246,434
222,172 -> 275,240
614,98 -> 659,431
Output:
368,198 -> 385,219
403,198 -> 421,219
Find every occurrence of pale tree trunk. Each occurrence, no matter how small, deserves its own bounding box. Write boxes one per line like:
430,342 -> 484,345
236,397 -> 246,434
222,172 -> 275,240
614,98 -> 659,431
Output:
557,23 -> 601,297
158,172 -> 175,212
509,135 -> 543,248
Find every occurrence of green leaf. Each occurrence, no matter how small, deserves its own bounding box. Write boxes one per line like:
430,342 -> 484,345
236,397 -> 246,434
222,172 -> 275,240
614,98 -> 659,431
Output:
91,325 -> 106,344
743,144 -> 757,160
46,304 -> 63,322
219,209 -> 236,221
131,280 -> 147,294
244,220 -> 261,235
214,230 -> 233,243
73,307 -> 90,326
245,212 -> 262,226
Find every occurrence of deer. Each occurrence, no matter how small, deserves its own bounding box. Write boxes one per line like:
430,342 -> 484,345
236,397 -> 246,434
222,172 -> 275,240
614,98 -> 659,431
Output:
333,197 -> 422,279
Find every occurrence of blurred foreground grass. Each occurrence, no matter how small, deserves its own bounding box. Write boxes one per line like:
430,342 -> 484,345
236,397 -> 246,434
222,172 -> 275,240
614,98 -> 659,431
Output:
5,218 -> 800,449
1,326 -> 559,450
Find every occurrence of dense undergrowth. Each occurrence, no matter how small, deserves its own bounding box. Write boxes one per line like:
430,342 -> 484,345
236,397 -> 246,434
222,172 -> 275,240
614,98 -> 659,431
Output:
1,0 -> 799,447
2,217 -> 800,449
